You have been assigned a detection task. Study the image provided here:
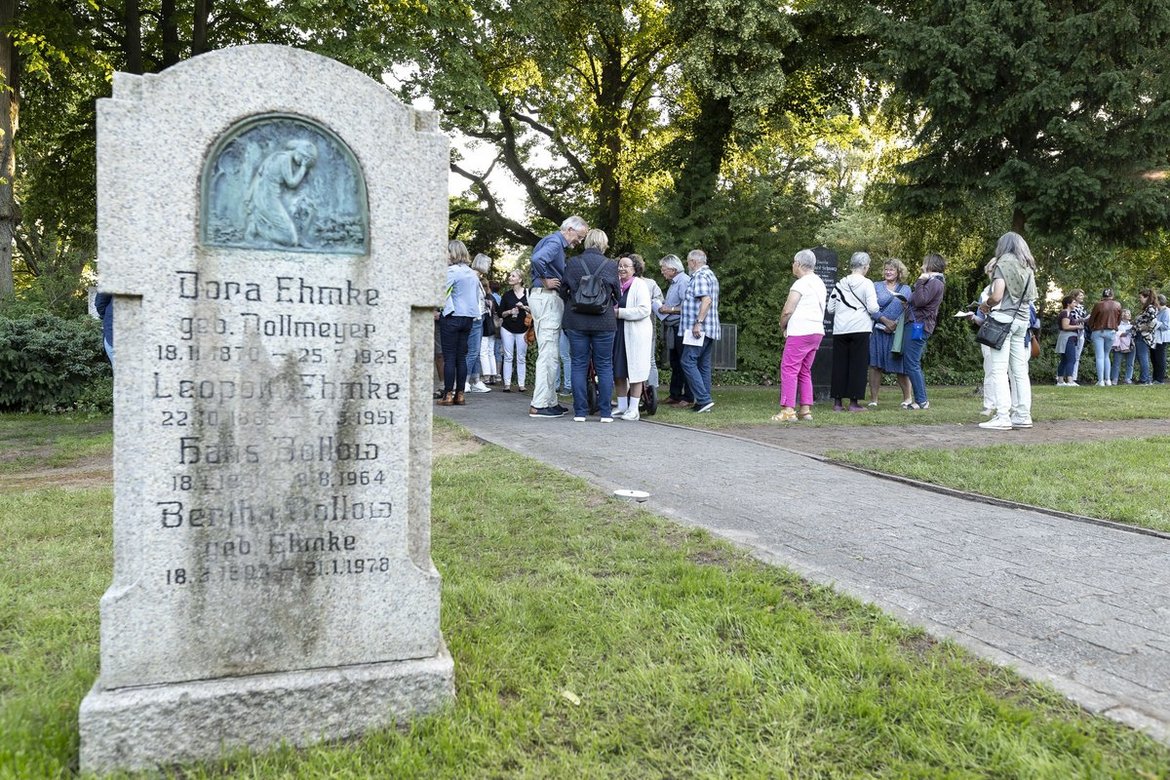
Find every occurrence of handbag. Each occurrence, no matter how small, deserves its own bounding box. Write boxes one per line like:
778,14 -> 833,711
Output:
909,321 -> 926,341
975,298 -> 1025,349
1030,332 -> 1041,359
523,313 -> 535,345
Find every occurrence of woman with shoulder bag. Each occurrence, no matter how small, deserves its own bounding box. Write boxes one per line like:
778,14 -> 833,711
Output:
902,253 -> 947,410
826,252 -> 880,412
977,232 -> 1037,430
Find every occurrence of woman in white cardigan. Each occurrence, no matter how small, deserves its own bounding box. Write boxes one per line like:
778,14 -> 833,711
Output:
826,252 -> 880,411
614,255 -> 653,420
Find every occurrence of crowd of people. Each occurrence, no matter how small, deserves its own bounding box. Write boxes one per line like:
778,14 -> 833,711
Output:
439,222 -> 1168,429
437,217 -> 722,421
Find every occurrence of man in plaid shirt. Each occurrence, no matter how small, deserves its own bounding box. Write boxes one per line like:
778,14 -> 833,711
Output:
678,249 -> 720,413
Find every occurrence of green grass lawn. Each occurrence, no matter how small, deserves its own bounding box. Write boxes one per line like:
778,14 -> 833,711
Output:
829,437 -> 1170,533
2,414 -> 1170,777
652,383 -> 1170,428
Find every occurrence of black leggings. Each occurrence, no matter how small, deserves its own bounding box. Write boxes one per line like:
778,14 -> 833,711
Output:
831,331 -> 871,403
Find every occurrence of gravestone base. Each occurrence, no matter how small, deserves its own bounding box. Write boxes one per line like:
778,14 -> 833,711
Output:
79,643 -> 454,774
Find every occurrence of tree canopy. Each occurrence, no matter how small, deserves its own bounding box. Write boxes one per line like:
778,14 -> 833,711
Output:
874,0 -> 1170,245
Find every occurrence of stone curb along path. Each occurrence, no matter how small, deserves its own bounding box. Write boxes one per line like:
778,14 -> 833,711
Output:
437,391 -> 1170,745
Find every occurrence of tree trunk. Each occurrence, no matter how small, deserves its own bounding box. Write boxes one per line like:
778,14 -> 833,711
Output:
124,0 -> 143,74
0,0 -> 19,301
673,94 -> 734,229
594,52 -> 624,240
192,0 -> 212,56
1011,206 -> 1026,236
161,0 -> 181,68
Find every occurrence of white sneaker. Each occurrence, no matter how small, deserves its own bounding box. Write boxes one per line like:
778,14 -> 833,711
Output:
599,417 -> 614,423
1067,380 -> 1079,386
978,417 -> 1013,431
1055,379 -> 1066,386
573,416 -> 587,422
1096,381 -> 1106,387
980,407 -> 994,416
469,380 -> 491,393
622,407 -> 640,421
1010,416 -> 1033,429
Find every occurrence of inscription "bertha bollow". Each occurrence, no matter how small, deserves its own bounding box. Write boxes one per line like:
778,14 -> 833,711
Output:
177,271 -> 379,306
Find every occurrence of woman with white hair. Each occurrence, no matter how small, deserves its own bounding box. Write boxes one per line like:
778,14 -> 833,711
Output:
976,231 -> 1037,430
773,249 -> 827,422
613,254 -> 653,420
827,252 -> 879,411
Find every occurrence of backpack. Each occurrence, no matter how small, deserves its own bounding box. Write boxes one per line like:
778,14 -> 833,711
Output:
571,256 -> 610,314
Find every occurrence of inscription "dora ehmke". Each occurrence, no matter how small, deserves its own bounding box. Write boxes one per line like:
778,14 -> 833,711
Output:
177,271 -> 379,306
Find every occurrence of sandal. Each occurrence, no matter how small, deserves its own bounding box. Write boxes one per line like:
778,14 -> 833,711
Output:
798,412 -> 813,421
770,409 -> 797,422
899,401 -> 914,410
866,401 -> 878,408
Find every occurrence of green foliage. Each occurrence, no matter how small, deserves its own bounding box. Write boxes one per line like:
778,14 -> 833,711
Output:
0,312 -> 111,412
874,0 -> 1170,245
643,173 -> 829,378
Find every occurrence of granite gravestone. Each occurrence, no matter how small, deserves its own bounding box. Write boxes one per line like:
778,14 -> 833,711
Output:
79,45 -> 454,772
810,246 -> 838,401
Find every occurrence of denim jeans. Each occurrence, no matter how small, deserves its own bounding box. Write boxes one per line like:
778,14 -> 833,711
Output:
439,315 -> 473,393
565,329 -> 615,418
681,337 -> 716,405
1111,349 -> 1135,384
901,331 -> 930,404
1057,336 -> 1079,378
1090,329 -> 1115,383
559,330 -> 573,391
1136,338 -> 1152,383
465,315 -> 484,378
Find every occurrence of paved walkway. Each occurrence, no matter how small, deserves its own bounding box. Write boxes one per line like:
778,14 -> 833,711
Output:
437,390 -> 1170,743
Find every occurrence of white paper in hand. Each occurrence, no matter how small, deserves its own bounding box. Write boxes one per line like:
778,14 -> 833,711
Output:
682,330 -> 705,346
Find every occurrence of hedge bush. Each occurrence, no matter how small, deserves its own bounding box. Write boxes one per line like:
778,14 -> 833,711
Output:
0,313 -> 112,412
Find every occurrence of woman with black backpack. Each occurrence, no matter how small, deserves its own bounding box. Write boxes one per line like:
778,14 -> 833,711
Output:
560,229 -> 621,423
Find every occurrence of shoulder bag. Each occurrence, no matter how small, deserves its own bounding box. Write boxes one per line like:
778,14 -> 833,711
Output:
975,298 -> 1025,350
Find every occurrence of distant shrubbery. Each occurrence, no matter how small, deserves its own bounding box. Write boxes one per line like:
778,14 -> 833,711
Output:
0,311 -> 112,412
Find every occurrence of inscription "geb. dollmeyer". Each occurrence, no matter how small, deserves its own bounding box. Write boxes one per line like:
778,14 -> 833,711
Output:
177,271 -> 379,306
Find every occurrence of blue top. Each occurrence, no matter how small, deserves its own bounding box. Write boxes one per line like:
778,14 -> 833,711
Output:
872,282 -> 910,333
657,272 -> 690,328
443,264 -> 482,318
530,231 -> 568,288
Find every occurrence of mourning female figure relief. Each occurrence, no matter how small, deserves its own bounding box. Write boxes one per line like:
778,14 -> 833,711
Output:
202,115 -> 367,254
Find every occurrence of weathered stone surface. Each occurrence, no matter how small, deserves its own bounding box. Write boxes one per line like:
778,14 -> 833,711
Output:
81,44 -> 453,773
80,646 -> 454,772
